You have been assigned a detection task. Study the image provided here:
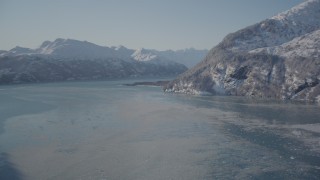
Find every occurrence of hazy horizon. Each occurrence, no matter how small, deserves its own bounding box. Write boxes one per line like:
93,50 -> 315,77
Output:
1,0 -> 303,51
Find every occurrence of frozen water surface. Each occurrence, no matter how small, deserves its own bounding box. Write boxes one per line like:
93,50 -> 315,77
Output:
0,78 -> 320,180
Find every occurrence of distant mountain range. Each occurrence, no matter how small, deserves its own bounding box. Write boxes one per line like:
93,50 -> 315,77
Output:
164,0 -> 320,102
0,39 -> 208,67
0,39 -> 207,84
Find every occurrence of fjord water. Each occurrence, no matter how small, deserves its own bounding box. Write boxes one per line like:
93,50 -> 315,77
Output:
0,79 -> 320,180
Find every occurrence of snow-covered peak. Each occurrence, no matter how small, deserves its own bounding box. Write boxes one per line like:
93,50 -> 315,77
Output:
111,45 -> 126,51
33,38 -> 120,59
0,50 -> 8,57
38,40 -> 54,54
37,38 -> 97,54
0,38 -> 206,67
131,48 -> 157,61
40,41 -> 51,48
9,46 -> 35,54
164,0 -> 320,102
38,38 -> 67,54
224,0 -> 320,52
270,0 -> 320,31
271,0 -> 319,22
246,0 -> 320,57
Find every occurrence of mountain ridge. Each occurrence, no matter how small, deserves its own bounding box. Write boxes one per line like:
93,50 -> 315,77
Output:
164,0 -> 320,102
0,38 -> 208,67
0,38 -> 203,84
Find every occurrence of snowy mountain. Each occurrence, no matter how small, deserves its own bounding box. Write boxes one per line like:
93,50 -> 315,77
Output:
35,38 -> 118,59
0,50 -> 8,56
1,38 -> 207,67
0,55 -> 187,84
224,0 -> 320,52
0,39 -> 118,59
130,48 -> 208,67
250,29 -> 320,59
8,46 -> 34,54
164,0 -> 320,102
131,48 -> 158,61
0,39 -> 194,84
165,48 -> 209,68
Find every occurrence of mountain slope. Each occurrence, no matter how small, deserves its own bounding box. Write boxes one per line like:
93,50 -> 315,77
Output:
0,55 -> 187,84
164,0 -> 320,102
1,39 -> 207,67
223,0 -> 320,52
36,38 -> 118,59
130,48 -> 208,68
0,39 -> 191,84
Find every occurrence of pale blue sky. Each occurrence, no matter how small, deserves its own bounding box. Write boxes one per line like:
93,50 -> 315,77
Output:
0,0 -> 303,51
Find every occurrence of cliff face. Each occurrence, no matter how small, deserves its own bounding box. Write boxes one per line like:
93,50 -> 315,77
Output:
164,0 -> 320,102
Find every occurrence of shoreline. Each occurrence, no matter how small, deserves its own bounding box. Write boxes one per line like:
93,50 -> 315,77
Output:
123,80 -> 170,87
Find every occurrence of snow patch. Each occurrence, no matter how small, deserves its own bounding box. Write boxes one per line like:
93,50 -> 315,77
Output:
131,48 -> 157,61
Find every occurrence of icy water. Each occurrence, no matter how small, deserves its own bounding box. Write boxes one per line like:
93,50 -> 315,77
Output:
0,78 -> 320,180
